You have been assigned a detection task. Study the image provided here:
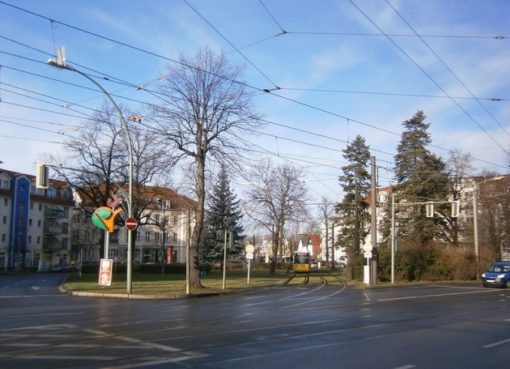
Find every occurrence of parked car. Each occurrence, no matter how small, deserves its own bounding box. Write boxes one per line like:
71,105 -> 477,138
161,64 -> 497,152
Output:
481,261 -> 510,288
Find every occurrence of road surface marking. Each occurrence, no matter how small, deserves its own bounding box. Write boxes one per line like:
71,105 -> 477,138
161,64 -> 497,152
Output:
483,338 -> 510,348
393,365 -> 416,369
378,288 -> 501,302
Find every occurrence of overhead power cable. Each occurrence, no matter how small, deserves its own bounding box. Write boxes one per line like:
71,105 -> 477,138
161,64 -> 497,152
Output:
279,86 -> 507,102
257,0 -> 287,34
384,0 -> 510,139
1,2 -> 508,170
182,0 -> 279,89
348,0 -> 509,156
0,134 -> 62,144
285,30 -> 508,40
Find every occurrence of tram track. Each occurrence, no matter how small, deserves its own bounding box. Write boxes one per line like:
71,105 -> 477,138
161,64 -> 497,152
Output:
284,269 -> 347,287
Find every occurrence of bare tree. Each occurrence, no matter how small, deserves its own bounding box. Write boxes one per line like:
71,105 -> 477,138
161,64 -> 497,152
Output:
151,47 -> 261,287
245,160 -> 310,273
445,150 -> 473,246
49,105 -> 126,211
318,196 -> 334,266
48,104 -> 175,258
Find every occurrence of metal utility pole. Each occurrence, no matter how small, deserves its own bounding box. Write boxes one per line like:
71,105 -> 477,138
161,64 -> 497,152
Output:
370,156 -> 377,285
48,47 -> 134,294
473,185 -> 479,278
391,193 -> 395,284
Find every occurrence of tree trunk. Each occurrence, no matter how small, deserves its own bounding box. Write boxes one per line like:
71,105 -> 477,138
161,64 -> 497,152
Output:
189,152 -> 206,288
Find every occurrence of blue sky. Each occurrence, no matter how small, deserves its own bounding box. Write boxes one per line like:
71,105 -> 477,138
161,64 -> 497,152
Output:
1,0 -> 509,205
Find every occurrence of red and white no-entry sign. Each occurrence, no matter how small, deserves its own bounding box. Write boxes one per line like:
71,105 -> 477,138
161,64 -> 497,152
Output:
125,217 -> 138,231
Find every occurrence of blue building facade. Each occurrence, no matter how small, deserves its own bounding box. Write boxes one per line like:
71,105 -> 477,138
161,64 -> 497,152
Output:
8,176 -> 30,269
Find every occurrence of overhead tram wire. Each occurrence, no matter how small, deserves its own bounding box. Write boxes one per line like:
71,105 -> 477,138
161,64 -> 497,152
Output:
279,86 -> 508,102
3,47 -> 507,171
0,134 -> 62,144
384,0 -> 510,139
348,0 -> 509,156
1,5 -> 507,170
1,31 -> 173,107
284,30 -> 508,40
0,117 -> 80,137
258,0 -> 287,34
234,135 -> 340,197
182,0 -> 279,90
0,43 -> 398,163
0,0 -> 263,93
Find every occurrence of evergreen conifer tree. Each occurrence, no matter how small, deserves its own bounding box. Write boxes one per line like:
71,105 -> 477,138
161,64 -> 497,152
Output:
201,165 -> 244,263
393,110 -> 449,245
337,135 -> 371,279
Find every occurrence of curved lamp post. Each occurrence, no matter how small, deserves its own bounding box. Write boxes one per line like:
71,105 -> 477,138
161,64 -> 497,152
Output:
48,47 -> 134,294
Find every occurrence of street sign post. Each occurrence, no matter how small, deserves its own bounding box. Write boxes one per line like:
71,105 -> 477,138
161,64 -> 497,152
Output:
99,258 -> 113,286
245,244 -> 255,284
125,217 -> 137,231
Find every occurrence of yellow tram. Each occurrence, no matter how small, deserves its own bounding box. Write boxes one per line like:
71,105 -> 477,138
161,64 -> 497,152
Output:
293,251 -> 311,273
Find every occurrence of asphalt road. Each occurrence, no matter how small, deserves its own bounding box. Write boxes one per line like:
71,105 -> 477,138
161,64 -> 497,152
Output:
0,273 -> 509,369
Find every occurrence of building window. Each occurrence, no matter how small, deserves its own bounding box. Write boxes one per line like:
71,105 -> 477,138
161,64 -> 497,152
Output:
30,201 -> 34,210
136,232 -> 141,242
4,198 -> 7,206
1,234 -> 5,242
173,232 -> 177,242
39,203 -> 42,211
155,232 -> 160,243
145,232 -> 151,242
28,235 -> 32,244
29,219 -> 32,226
37,236 -> 40,244
37,220 -> 41,227
2,216 -> 6,224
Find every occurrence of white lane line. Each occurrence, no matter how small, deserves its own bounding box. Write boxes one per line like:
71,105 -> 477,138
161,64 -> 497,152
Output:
101,351 -> 208,369
378,288 -> 501,302
2,324 -> 75,332
0,294 -> 66,299
0,354 -> 119,361
483,338 -> 510,349
393,365 -> 416,369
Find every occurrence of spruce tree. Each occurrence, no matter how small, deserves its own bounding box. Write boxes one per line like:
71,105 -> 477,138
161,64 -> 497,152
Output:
201,165 -> 244,263
394,110 -> 449,245
337,135 -> 371,279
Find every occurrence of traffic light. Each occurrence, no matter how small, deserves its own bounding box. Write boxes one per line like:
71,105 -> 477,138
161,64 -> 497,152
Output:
35,163 -> 49,189
425,202 -> 434,218
451,200 -> 460,218
91,206 -> 123,233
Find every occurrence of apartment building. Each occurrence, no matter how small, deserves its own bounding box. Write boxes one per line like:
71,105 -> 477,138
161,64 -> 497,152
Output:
0,169 -> 74,271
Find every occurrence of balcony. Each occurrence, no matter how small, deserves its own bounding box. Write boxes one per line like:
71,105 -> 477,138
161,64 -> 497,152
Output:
42,232 -> 68,251
44,205 -> 69,219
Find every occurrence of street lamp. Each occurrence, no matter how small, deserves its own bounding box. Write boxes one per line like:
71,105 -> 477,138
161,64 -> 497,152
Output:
48,47 -> 135,294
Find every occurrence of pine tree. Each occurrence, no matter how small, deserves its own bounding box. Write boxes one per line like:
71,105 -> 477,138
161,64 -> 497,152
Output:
336,135 -> 371,279
201,165 -> 244,263
394,110 -> 449,245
